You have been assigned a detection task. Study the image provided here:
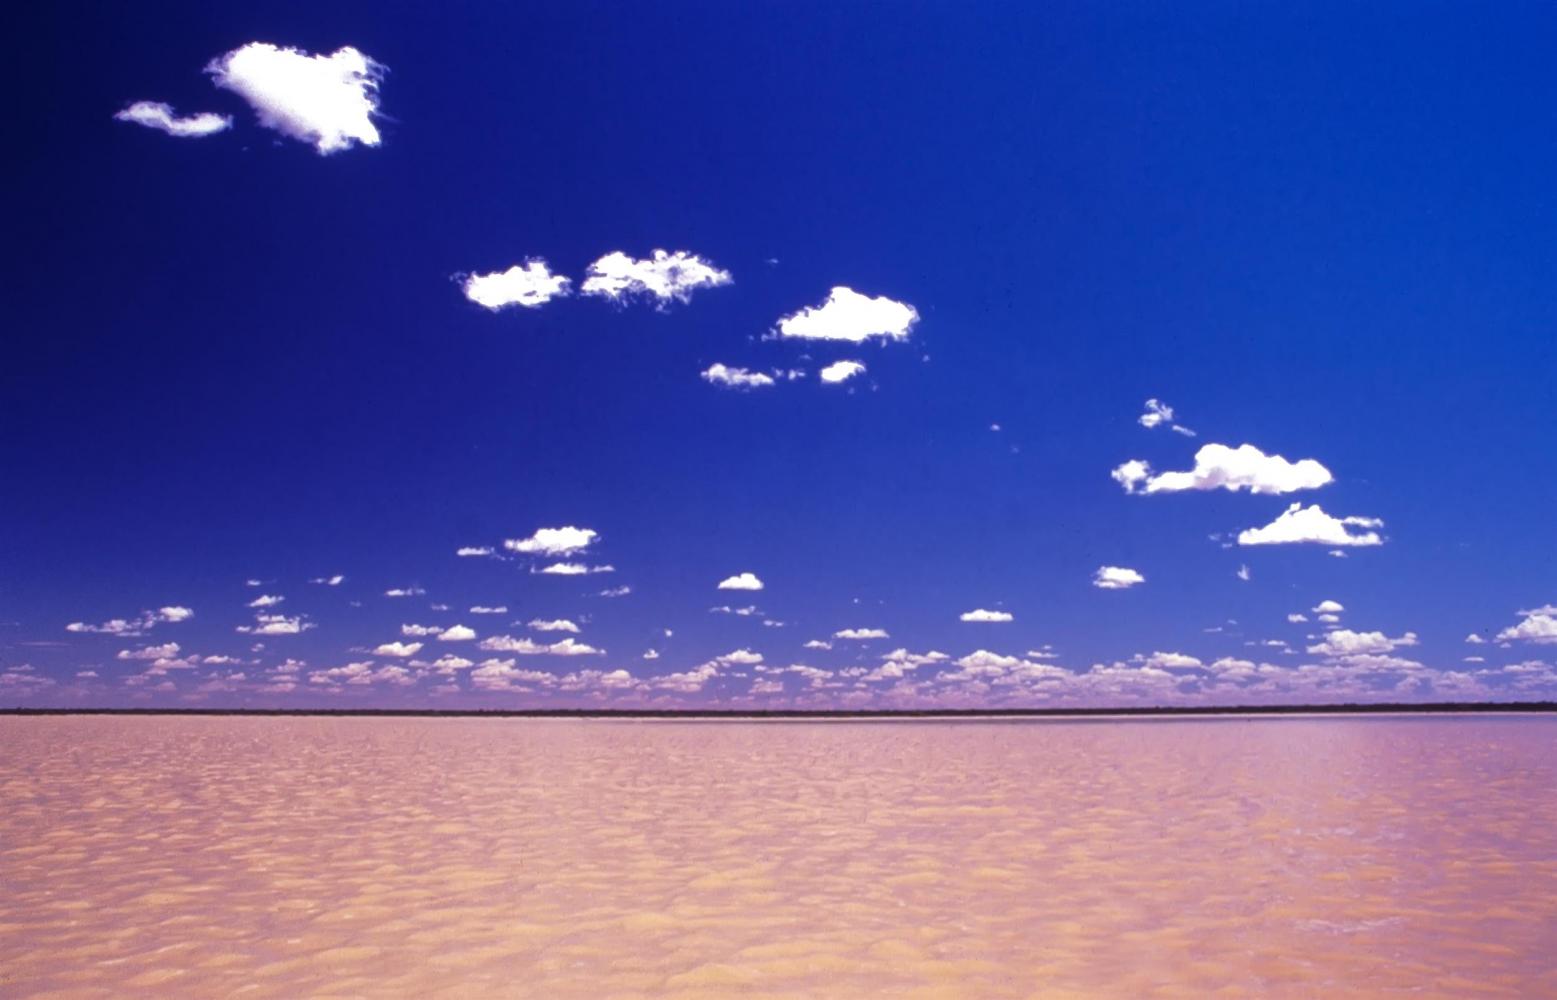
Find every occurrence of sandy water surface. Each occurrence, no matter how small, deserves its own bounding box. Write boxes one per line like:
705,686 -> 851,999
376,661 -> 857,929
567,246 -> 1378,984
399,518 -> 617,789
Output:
2,715 -> 1555,998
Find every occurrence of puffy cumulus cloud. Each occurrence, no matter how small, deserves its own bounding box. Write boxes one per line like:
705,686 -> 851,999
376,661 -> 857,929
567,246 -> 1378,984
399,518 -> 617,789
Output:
66,606 -> 193,635
1287,613 -> 1309,623
310,574 -> 344,585
650,649 -> 761,693
1238,504 -> 1384,547
1093,566 -> 1145,590
1137,651 -> 1203,670
1496,611 -> 1557,645
803,639 -> 833,650
1306,630 -> 1419,658
373,641 -> 423,658
701,364 -> 775,389
116,642 -> 182,661
718,572 -> 764,591
247,594 -> 284,608
206,42 -> 384,154
580,250 -> 731,306
114,101 -> 231,138
438,624 -> 477,642
1113,443 -> 1332,496
1313,600 -> 1345,614
775,287 -> 919,343
236,614 -> 315,635
959,608 -> 1014,623
536,562 -> 614,575
529,619 -> 580,633
429,654 -> 474,673
477,635 -> 601,656
469,658 -> 561,691
835,627 -> 888,640
819,360 -> 866,384
506,526 -> 598,556
461,260 -> 571,310
312,661 -> 416,687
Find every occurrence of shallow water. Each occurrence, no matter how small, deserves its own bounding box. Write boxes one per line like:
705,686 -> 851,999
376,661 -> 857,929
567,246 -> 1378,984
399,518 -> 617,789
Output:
2,716 -> 1554,998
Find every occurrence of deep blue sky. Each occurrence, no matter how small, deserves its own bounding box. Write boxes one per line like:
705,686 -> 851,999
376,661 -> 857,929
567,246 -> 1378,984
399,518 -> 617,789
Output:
4,1 -> 1554,707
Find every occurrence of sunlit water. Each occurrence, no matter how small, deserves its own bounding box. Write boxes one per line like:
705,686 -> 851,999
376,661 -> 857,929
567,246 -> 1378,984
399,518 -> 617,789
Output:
2,716 -> 1554,998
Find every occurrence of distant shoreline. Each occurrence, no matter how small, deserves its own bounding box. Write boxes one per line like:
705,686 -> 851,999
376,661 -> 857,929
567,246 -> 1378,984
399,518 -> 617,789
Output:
2,702 -> 1555,720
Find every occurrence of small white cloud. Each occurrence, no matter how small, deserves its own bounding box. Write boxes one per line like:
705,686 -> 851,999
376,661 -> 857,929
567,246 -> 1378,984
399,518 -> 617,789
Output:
457,546 -> 495,557
959,609 -> 1014,623
462,260 -> 571,310
66,606 -> 192,635
1113,443 -> 1332,496
803,639 -> 833,650
206,42 -> 384,154
537,562 -> 614,575
310,574 -> 345,585
114,101 -> 231,138
581,250 -> 731,305
1236,565 -> 1252,582
116,642 -> 182,661
1313,600 -> 1345,614
528,619 -> 580,633
247,594 -> 284,608
1465,633 -> 1485,645
1307,630 -> 1418,658
775,287 -> 918,343
598,585 -> 632,598
385,586 -> 426,597
1287,613 -> 1309,623
438,625 -> 477,642
819,360 -> 867,384
834,628 -> 888,640
237,614 -> 314,635
1137,398 -> 1193,436
478,635 -> 601,656
1093,566 -> 1145,590
374,641 -> 423,658
1238,504 -> 1384,547
717,572 -> 764,591
505,526 -> 598,556
469,605 -> 508,614
642,649 -> 660,659
702,364 -> 775,389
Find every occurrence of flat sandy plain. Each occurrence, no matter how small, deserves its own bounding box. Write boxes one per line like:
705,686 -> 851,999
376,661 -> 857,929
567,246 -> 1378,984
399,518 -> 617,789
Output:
3,715 -> 1555,998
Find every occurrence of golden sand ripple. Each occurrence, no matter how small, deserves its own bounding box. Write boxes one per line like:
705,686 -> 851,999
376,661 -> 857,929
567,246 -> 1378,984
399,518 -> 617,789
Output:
2,716 -> 1555,997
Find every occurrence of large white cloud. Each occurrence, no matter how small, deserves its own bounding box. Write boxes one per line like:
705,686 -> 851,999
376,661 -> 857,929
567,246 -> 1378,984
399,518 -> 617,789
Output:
701,364 -> 774,389
580,250 -> 731,305
835,627 -> 889,640
1093,566 -> 1145,590
373,641 -> 423,658
529,619 -> 580,633
206,43 -> 384,154
775,287 -> 918,343
1113,443 -> 1333,496
1496,611 -> 1557,645
478,635 -> 601,656
462,260 -> 571,310
437,625 -> 477,642
505,526 -> 598,556
819,360 -> 866,384
1238,503 -> 1384,547
114,101 -> 231,138
717,572 -> 764,591
1306,629 -> 1419,658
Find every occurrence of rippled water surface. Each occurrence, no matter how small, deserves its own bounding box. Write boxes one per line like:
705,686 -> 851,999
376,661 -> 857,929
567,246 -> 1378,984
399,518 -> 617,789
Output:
3,716 -> 1555,998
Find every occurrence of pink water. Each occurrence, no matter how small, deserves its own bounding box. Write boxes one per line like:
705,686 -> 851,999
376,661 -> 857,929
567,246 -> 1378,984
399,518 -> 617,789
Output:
2,716 -> 1554,997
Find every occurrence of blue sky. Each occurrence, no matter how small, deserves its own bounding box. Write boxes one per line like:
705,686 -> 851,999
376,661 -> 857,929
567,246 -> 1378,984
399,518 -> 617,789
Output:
4,1 -> 1554,707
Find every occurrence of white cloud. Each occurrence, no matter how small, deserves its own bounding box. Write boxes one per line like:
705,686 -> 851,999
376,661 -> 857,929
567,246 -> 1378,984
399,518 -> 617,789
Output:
1238,504 -> 1384,547
1287,613 -> 1309,623
1465,633 -> 1485,644
470,605 -> 508,615
401,624 -> 439,636
959,609 -> 1013,623
462,260 -> 571,310
819,360 -> 866,384
701,364 -> 774,389
66,606 -> 193,635
310,574 -> 344,585
114,101 -> 231,138
1313,600 -> 1345,614
1306,630 -> 1419,658
247,594 -> 284,608
1113,443 -> 1332,496
580,250 -> 731,305
1496,613 -> 1557,645
528,619 -> 580,633
1236,565 -> 1251,582
718,572 -> 764,591
804,639 -> 833,650
598,586 -> 632,598
385,586 -> 426,597
206,42 -> 384,154
116,642 -> 182,661
457,546 -> 494,557
775,287 -> 918,343
438,625 -> 477,642
374,641 -> 423,658
1138,651 -> 1203,670
536,562 -> 614,575
835,628 -> 889,640
478,635 -> 601,656
237,614 -> 314,635
505,526 -> 598,556
1137,398 -> 1194,435
1093,566 -> 1145,590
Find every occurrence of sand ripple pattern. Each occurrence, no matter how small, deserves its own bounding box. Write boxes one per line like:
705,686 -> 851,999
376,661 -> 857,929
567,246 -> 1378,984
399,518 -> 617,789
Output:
2,716 -> 1555,998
